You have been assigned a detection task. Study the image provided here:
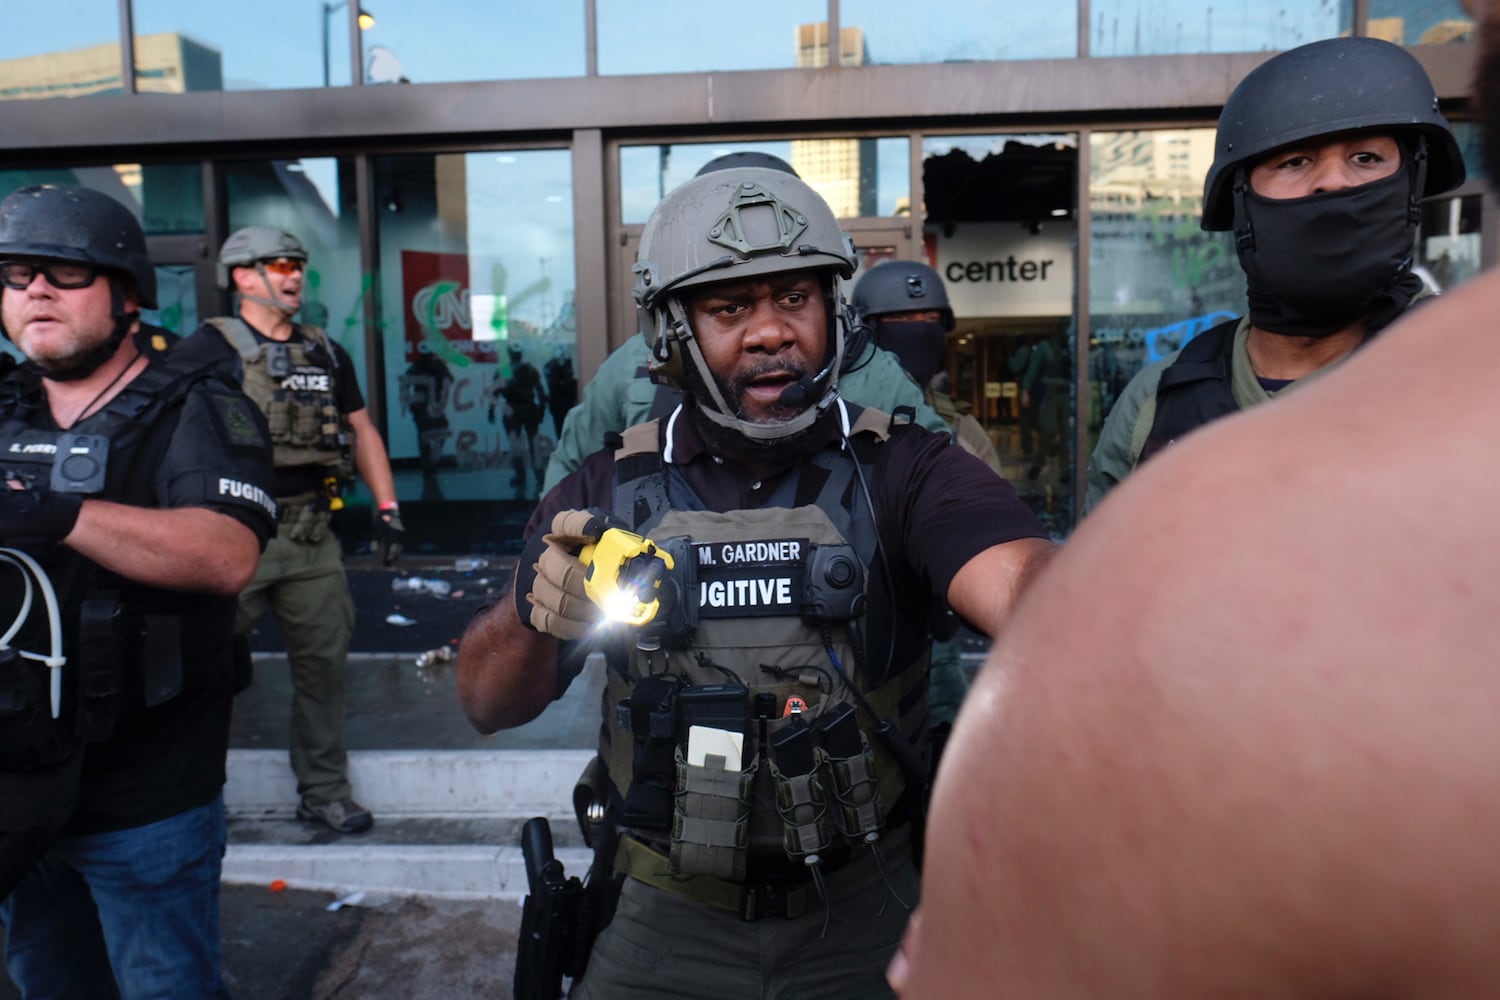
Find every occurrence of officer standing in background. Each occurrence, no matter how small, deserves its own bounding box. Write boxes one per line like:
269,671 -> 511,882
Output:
539,152 -> 952,496
1085,36 -> 1465,512
850,258 -> 1005,750
851,260 -> 1003,473
177,225 -> 404,835
459,166 -> 1054,998
0,185 -> 276,997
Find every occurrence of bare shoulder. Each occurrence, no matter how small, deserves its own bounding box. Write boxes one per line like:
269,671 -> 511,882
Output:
904,273 -> 1500,999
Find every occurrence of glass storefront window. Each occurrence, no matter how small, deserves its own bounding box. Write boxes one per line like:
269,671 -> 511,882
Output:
1369,0 -> 1475,45
598,0 -> 826,75
921,134 -> 1078,536
0,164 -> 198,230
1417,124 -> 1485,294
133,0 -> 364,90
358,1 -> 584,84
620,138 -> 910,224
140,264 -> 200,337
1085,128 -> 1243,492
374,150 -> 576,513
0,0 -> 121,101
844,0 -> 1076,63
1091,0 -> 1353,55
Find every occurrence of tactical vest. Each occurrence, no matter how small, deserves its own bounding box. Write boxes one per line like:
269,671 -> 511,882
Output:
601,403 -> 930,882
1138,318 -> 1241,466
0,361 -> 208,773
204,317 -> 351,481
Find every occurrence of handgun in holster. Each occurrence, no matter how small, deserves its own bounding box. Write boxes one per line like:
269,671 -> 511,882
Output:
514,816 -> 592,1000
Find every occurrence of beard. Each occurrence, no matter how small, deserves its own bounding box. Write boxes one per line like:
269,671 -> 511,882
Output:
685,357 -> 820,465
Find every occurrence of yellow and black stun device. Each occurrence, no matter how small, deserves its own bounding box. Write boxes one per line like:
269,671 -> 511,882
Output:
579,528 -> 675,626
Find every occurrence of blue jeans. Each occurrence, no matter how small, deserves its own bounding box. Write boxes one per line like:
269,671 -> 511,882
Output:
0,796 -> 229,1000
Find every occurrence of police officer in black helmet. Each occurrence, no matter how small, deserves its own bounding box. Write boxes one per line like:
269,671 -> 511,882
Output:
0,185 -> 275,997
1086,37 -> 1465,512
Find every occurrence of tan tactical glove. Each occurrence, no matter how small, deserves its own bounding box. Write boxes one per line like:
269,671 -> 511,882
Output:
523,508 -> 621,641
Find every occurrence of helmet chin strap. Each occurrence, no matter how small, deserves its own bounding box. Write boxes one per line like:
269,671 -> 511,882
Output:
237,263 -> 299,315
667,291 -> 846,444
39,279 -> 135,383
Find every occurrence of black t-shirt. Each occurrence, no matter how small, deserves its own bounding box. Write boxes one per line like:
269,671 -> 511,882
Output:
528,399 -> 1047,678
6,364 -> 277,834
177,318 -> 365,496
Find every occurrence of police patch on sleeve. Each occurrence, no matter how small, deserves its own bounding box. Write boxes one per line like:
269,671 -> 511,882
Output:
211,392 -> 268,449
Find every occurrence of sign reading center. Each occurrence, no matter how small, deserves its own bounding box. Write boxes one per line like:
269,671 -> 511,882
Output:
935,222 -> 1075,318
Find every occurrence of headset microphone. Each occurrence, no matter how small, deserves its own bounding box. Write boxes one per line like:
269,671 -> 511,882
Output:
777,376 -> 818,408
777,360 -> 835,408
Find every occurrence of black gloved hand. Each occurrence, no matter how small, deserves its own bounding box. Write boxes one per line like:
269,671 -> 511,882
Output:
374,506 -> 405,566
0,481 -> 81,544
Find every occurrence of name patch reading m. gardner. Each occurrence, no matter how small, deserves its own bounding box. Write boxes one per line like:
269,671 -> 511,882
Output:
694,537 -> 809,618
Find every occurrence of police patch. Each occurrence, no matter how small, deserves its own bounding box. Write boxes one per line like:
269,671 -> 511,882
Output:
211,393 -> 266,448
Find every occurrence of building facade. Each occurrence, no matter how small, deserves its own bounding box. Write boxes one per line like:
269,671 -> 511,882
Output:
0,0 -> 1486,539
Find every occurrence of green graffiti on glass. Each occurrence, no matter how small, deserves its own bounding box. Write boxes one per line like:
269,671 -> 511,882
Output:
422,279 -> 472,368
1139,199 -> 1227,290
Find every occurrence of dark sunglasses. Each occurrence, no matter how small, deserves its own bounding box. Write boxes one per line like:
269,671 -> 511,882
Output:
0,260 -> 100,291
261,257 -> 306,276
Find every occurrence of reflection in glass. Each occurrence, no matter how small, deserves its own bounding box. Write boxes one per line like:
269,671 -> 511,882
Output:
1419,194 -> 1482,293
0,0 -> 121,100
1369,0 -> 1474,45
141,265 -> 199,336
844,0 -> 1076,63
358,0 -> 584,83
1086,129 -> 1243,456
374,150 -> 575,506
921,134 -> 1078,535
0,166 -> 145,220
598,0 -> 825,75
133,0 -> 345,90
1091,0 -> 1352,55
620,138 -> 909,224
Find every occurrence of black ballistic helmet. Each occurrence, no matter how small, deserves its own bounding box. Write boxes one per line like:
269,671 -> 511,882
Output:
695,151 -> 800,178
852,260 -> 955,332
0,184 -> 157,307
1202,37 -> 1465,232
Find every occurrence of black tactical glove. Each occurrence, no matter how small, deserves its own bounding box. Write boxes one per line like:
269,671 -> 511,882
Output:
374,505 -> 405,566
515,508 -> 625,640
0,480 -> 81,544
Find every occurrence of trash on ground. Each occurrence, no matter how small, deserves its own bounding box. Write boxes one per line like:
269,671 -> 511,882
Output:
327,890 -> 367,911
385,613 -> 416,627
391,577 -> 452,597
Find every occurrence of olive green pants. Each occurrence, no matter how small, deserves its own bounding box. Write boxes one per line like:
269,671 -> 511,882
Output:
571,856 -> 917,1000
235,524 -> 355,805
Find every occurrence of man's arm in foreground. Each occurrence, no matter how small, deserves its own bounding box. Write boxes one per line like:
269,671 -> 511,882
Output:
894,270 -> 1500,998
67,504 -> 262,595
457,589 -> 562,733
945,536 -> 1054,638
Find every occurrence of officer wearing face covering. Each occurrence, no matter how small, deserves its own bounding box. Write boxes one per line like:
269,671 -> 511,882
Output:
1084,36 -> 1464,512
852,260 -> 1004,475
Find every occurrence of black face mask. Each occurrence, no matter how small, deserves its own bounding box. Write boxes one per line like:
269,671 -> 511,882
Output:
875,320 -> 946,384
1236,167 -> 1421,338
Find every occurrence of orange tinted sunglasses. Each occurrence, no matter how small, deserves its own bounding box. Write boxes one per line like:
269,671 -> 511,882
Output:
261,257 -> 306,276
